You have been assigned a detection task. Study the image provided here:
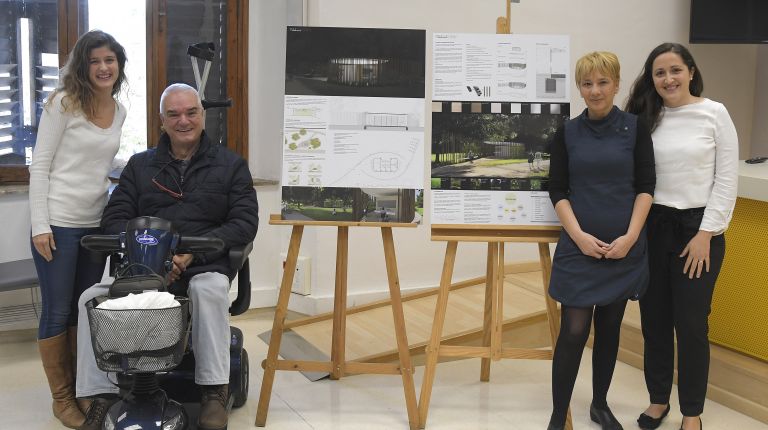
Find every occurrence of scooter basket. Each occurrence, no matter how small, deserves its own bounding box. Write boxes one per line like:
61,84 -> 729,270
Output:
85,296 -> 190,374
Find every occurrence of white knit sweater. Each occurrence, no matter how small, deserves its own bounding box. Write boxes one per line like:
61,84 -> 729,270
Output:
29,92 -> 126,236
652,98 -> 739,234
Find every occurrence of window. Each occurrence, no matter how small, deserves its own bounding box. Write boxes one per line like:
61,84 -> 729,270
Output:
0,0 -> 249,184
147,0 -> 249,157
89,0 -> 147,161
0,0 -> 64,181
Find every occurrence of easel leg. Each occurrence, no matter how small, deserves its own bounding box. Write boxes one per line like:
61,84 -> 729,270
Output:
256,225 -> 304,427
330,226 -> 349,380
417,241 -> 458,429
480,242 -> 495,381
491,242 -> 504,361
381,227 -> 419,430
538,243 -> 572,430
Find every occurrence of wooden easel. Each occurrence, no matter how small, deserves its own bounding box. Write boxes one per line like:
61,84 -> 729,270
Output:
417,224 -> 573,430
255,214 -> 420,429
418,3 -> 570,427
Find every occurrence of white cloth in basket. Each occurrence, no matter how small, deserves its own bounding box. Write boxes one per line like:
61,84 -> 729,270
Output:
96,291 -> 180,310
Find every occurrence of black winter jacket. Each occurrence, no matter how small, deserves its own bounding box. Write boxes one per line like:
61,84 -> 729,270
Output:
101,131 -> 259,280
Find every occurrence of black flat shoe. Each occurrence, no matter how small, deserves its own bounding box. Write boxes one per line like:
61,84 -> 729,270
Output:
546,416 -> 565,430
590,403 -> 624,430
679,416 -> 702,430
638,404 -> 671,429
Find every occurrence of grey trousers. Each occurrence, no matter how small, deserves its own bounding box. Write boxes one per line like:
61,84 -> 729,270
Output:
76,272 -> 231,397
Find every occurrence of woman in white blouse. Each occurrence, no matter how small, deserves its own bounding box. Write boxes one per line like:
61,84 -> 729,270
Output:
28,30 -> 127,428
626,43 -> 738,430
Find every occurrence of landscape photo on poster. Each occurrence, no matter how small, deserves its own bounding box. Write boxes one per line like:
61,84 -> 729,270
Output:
281,26 -> 426,223
431,102 -> 569,193
282,187 -> 422,223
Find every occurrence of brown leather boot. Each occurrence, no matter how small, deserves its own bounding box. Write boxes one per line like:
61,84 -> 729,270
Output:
38,332 -> 86,428
199,384 -> 228,430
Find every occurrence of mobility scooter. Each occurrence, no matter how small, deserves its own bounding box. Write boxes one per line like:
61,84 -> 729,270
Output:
81,216 -> 253,429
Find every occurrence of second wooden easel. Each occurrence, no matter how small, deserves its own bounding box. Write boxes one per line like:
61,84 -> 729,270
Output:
417,224 -> 573,430
419,3 -> 570,427
256,214 -> 420,429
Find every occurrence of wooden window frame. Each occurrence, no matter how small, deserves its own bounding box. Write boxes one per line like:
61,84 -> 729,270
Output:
0,0 -> 249,184
146,0 -> 248,158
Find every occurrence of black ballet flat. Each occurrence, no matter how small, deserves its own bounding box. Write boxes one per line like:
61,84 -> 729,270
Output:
678,416 -> 702,430
637,404 -> 671,429
590,403 -> 624,430
546,416 -> 565,430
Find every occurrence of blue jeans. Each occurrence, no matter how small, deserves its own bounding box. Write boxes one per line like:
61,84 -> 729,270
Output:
31,226 -> 106,339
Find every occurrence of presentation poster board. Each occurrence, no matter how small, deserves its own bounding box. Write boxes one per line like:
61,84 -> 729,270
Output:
281,26 -> 426,223
430,33 -> 570,226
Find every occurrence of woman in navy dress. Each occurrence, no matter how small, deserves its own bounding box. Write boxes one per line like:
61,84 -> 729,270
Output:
546,51 -> 656,430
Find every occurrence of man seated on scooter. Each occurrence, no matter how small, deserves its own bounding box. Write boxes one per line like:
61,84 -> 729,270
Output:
74,83 -> 259,430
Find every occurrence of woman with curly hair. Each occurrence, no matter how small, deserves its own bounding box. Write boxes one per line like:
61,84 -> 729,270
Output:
626,42 -> 737,430
28,29 -> 127,428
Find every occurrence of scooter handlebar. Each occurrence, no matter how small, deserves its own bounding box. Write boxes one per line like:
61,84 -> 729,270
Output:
176,236 -> 225,254
80,235 -> 122,252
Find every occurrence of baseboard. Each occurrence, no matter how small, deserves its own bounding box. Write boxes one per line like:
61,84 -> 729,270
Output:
279,284 -> 436,315
244,285 -> 278,309
254,261 -> 544,315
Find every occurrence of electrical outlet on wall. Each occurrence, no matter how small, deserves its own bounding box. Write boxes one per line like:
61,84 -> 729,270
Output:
280,253 -> 311,295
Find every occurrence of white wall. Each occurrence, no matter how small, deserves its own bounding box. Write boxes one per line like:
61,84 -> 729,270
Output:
0,194 -> 38,321
248,0 -> 303,181
751,45 -> 768,157
0,194 -> 31,263
690,44 -> 756,157
243,0 -> 758,314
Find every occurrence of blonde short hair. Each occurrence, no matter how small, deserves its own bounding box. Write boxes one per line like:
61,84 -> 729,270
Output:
574,51 -> 620,84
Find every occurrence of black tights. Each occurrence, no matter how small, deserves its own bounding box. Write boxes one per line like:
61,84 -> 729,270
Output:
549,300 -> 628,426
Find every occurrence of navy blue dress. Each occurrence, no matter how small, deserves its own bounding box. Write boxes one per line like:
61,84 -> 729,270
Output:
548,106 -> 655,307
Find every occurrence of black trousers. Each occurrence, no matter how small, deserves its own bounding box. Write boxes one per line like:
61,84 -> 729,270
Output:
640,204 -> 726,416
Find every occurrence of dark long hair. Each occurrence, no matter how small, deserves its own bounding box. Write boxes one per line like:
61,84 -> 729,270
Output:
47,30 -> 127,119
625,43 -> 703,131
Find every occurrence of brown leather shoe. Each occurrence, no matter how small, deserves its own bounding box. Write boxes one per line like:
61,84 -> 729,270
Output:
77,398 -> 94,416
199,384 -> 229,430
80,396 -> 117,430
